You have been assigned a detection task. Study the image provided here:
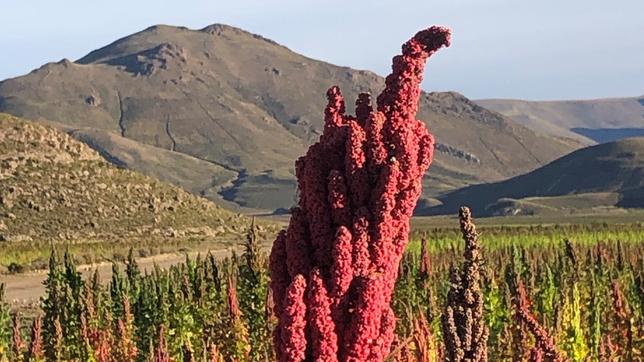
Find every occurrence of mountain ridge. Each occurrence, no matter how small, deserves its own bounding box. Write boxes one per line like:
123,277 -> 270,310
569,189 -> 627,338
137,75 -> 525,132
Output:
0,23 -> 584,212
476,96 -> 644,144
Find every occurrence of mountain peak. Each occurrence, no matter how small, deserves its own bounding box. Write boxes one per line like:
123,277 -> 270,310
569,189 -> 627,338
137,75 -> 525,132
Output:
200,23 -> 280,45
77,23 -> 283,66
0,24 -> 583,211
142,24 -> 189,33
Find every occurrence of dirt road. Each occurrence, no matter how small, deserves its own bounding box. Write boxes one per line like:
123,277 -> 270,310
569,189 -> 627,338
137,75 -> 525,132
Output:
0,247 -> 240,306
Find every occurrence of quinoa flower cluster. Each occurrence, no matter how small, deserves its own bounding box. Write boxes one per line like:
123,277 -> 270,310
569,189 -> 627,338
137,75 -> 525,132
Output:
270,26 -> 451,361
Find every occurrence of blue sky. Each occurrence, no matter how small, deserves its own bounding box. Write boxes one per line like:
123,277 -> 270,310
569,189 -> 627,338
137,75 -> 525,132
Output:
1,0 -> 643,100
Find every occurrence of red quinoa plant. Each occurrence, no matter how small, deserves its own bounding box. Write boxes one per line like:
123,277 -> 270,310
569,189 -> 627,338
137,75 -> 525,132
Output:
27,315 -> 44,362
11,312 -> 23,361
269,26 -> 451,361
512,279 -> 567,362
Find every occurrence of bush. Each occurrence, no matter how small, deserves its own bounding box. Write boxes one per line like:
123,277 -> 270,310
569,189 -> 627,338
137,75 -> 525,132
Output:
7,262 -> 25,274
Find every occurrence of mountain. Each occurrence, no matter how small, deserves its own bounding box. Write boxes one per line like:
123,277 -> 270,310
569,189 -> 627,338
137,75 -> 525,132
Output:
0,24 -> 583,211
476,96 -> 644,143
570,128 -> 644,144
418,137 -> 644,216
0,113 -> 254,254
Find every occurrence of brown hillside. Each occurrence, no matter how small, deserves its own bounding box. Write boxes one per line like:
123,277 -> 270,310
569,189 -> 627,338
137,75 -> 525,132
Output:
0,113 -> 263,269
477,96 -> 644,143
419,137 -> 644,216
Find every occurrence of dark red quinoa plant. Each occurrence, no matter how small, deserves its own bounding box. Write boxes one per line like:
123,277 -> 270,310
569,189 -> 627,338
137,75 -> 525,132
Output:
269,26 -> 451,361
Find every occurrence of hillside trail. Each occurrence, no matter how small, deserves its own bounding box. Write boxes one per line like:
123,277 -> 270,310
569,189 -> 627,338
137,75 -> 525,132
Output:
0,245 -> 249,306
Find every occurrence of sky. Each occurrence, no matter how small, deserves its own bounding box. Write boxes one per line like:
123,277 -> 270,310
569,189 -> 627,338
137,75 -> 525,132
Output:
1,0 -> 643,100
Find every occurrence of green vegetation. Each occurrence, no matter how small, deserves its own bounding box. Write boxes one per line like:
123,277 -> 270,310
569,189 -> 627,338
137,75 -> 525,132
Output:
0,218 -> 642,360
409,221 -> 644,253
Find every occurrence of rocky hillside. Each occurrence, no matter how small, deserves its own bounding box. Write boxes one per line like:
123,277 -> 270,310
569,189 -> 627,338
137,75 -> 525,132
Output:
0,113 -> 254,251
419,137 -> 644,216
0,24 -> 583,211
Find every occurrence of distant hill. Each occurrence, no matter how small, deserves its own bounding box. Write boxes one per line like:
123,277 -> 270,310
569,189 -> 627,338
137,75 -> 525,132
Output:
570,127 -> 644,144
0,24 -> 582,211
0,113 -> 253,248
418,137 -> 644,216
477,96 -> 644,143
